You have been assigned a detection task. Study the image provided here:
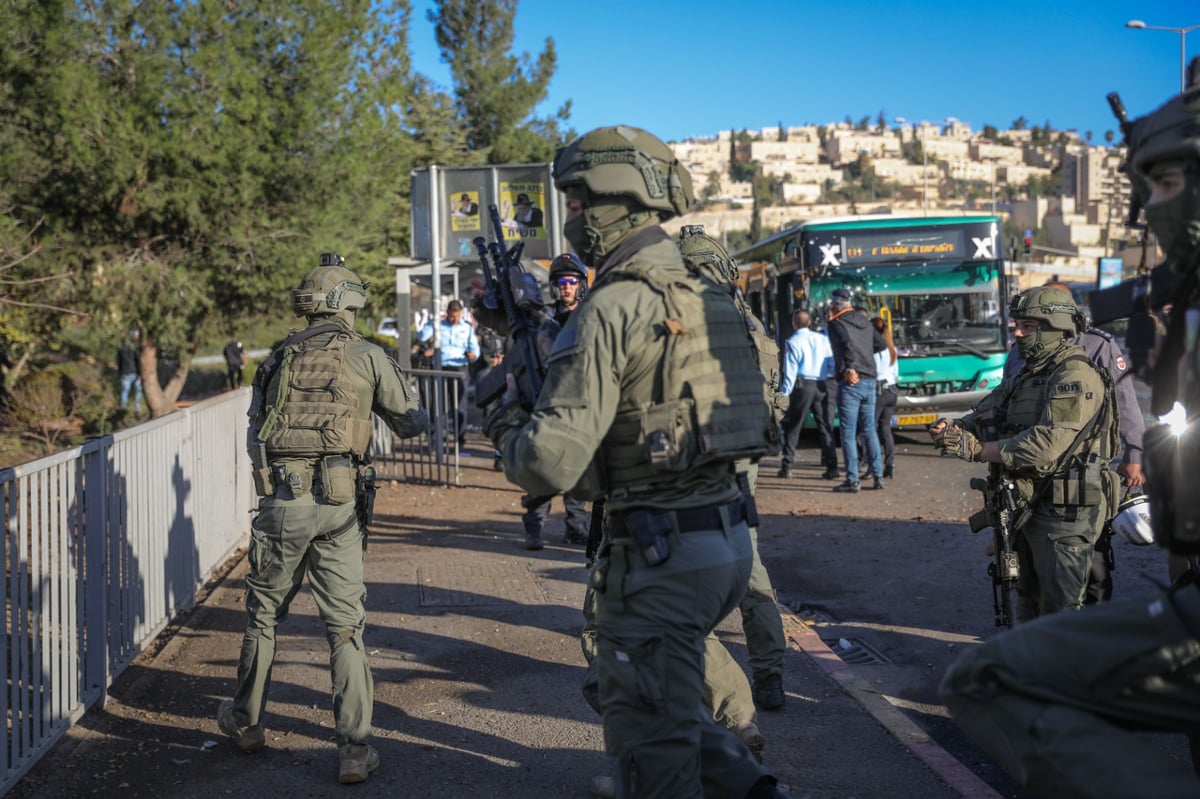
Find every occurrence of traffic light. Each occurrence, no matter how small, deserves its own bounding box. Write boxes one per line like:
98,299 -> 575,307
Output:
1023,231 -> 1032,257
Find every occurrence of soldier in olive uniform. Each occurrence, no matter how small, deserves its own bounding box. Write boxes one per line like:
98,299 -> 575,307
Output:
938,63 -> 1200,798
217,255 -> 428,785
931,286 -> 1120,621
484,126 -> 788,799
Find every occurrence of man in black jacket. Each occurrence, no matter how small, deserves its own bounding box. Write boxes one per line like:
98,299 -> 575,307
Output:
826,288 -> 886,493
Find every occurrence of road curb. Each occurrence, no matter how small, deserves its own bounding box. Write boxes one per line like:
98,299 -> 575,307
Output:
779,609 -> 1003,799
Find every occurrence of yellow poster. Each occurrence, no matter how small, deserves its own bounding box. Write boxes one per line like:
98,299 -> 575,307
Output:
498,181 -> 546,241
450,191 -> 481,232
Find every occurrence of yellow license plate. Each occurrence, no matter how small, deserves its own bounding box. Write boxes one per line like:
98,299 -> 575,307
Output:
895,412 -> 939,428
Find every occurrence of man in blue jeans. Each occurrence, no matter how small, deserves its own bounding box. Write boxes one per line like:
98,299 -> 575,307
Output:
826,289 -> 885,493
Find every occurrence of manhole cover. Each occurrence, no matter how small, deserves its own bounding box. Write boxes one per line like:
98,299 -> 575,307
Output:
821,636 -> 893,665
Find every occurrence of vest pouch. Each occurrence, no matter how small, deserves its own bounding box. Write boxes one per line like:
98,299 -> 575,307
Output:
320,456 -> 357,505
638,398 -> 696,473
1050,455 -> 1103,507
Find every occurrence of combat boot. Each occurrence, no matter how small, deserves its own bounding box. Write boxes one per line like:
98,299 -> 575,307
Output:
217,700 -> 265,752
524,526 -> 544,550
338,743 -> 380,784
752,672 -> 785,711
563,527 -> 588,545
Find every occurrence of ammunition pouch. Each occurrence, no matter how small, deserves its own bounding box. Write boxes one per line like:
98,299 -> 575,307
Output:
319,455 -> 357,505
1049,453 -> 1105,507
269,455 -> 357,504
250,442 -> 275,498
252,468 -> 275,498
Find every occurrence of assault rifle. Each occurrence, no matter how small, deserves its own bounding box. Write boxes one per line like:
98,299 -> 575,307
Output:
969,472 -> 1022,629
473,204 -> 548,410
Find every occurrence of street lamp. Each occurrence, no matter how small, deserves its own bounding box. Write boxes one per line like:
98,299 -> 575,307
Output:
1125,19 -> 1200,92
895,117 -> 930,215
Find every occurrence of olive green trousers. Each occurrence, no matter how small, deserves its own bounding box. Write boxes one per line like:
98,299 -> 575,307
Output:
590,520 -> 768,798
941,581 -> 1200,798
231,492 -> 372,748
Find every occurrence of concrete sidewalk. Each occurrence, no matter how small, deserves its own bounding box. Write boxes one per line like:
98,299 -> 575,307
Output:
7,447 -> 999,799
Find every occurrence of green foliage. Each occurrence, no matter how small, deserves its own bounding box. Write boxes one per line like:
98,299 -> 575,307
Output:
0,0 -> 455,416
427,0 -> 572,164
6,359 -> 117,448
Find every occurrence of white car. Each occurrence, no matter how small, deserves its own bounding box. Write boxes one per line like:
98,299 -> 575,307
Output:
376,317 -> 402,339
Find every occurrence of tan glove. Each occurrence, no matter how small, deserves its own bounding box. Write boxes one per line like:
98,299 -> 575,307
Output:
940,424 -> 983,462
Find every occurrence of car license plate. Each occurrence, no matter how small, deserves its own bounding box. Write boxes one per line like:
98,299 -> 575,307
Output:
895,412 -> 939,428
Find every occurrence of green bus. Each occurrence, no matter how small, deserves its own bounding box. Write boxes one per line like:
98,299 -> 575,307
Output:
733,214 -> 1011,428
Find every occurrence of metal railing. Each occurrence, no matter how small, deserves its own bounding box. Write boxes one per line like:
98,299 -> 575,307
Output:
1,391 -> 254,794
1,371 -> 465,793
371,367 -> 468,486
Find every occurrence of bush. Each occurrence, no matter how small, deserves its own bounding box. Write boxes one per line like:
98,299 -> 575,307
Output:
6,360 -> 120,448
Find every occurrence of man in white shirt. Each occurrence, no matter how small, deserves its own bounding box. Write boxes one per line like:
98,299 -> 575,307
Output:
777,309 -> 838,479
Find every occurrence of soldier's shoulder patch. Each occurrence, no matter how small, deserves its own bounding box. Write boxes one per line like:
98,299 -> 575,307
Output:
1053,381 -> 1084,395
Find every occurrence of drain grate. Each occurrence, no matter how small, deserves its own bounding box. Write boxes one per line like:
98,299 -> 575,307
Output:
821,636 -> 893,665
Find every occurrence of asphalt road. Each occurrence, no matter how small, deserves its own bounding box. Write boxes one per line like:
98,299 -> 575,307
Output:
753,426 -> 1188,797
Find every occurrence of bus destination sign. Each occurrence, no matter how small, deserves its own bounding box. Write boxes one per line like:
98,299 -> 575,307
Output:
840,229 -> 967,265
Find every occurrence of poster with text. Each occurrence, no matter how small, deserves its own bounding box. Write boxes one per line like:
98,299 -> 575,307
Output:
498,181 -> 546,241
450,190 -> 481,232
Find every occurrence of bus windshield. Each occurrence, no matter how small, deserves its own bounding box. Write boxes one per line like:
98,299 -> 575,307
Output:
811,260 -> 1005,357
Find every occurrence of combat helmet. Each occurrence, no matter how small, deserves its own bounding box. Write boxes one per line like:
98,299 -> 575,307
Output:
678,224 -> 739,284
1126,57 -> 1200,272
292,252 -> 369,318
1008,286 -> 1083,336
1128,58 -> 1200,177
552,126 -> 693,218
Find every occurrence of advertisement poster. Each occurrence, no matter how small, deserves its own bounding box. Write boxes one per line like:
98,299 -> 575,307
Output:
498,181 -> 547,241
450,190 -> 481,232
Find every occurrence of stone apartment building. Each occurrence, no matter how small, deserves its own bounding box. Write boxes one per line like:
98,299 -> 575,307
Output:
668,117 -> 1144,274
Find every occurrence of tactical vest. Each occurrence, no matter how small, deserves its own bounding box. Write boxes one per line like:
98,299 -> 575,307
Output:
597,256 -> 778,493
997,349 -> 1120,515
255,326 -> 374,459
680,251 -> 785,436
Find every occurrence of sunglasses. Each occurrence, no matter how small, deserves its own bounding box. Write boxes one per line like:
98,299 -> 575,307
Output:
557,276 -> 580,286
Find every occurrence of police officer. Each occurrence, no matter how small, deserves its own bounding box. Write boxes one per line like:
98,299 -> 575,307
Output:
519,253 -> 593,549
932,285 -> 1120,620
938,65 -> 1200,797
484,126 -> 788,798
217,254 -> 427,785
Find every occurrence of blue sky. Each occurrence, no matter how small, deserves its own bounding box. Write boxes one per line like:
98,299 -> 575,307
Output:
409,0 -> 1197,144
